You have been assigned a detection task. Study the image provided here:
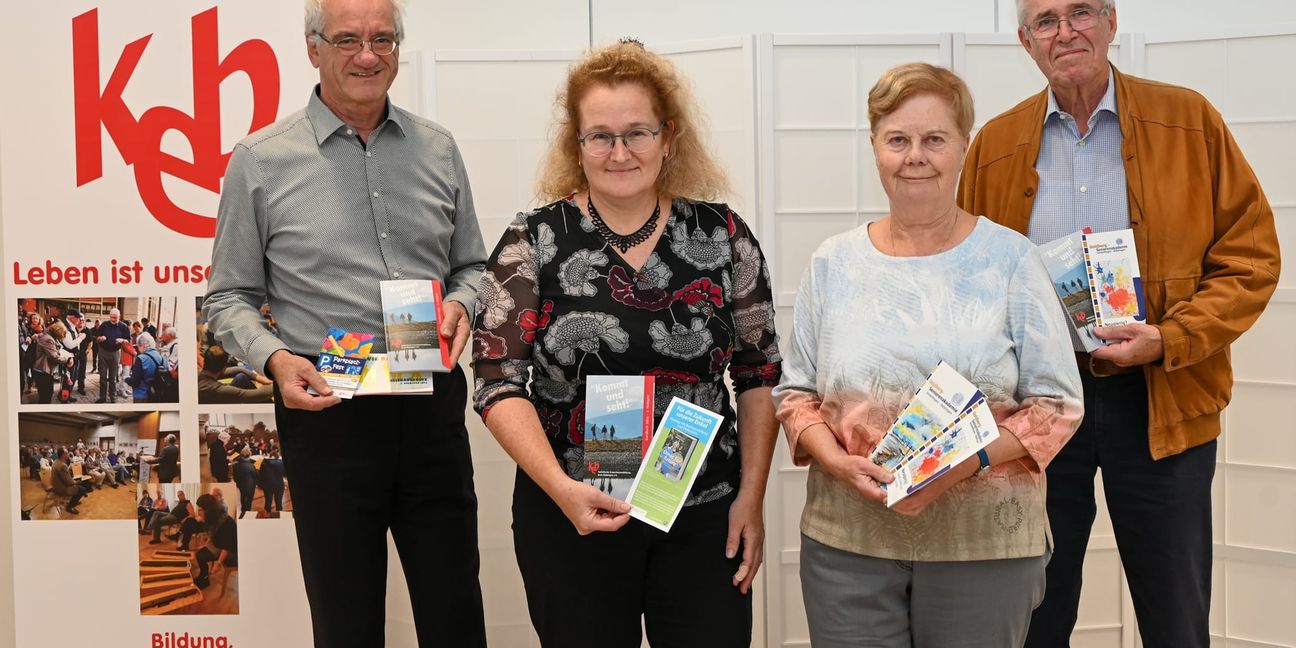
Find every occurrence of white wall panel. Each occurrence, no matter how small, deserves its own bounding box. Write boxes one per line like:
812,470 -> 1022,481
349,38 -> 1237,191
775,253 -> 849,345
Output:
1226,382 -> 1296,470
1224,465 -> 1296,553
1229,123 -> 1296,206
1231,303 -> 1296,384
403,0 -> 588,51
1225,560 -> 1296,645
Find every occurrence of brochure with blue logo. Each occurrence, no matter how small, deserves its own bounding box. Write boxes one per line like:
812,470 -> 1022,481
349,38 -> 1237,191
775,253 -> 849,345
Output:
625,397 -> 724,532
869,361 -> 999,507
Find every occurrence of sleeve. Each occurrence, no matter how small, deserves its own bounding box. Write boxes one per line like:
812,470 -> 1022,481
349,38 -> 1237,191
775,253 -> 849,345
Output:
471,215 -> 541,419
770,262 -> 825,466
442,135 -> 489,314
203,144 -> 289,374
726,210 -> 782,393
125,356 -> 144,388
1155,107 -> 1281,371
998,249 -> 1084,476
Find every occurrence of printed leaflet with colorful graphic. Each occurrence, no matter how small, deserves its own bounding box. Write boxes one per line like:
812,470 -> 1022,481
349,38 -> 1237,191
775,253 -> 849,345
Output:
625,397 -> 724,532
582,376 -> 656,502
313,328 -> 375,399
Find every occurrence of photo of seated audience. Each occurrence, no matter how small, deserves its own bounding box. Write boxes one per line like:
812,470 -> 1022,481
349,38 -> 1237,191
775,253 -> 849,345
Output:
17,412 -> 152,520
18,297 -> 180,405
137,482 -> 239,615
196,296 -> 275,404
198,414 -> 293,518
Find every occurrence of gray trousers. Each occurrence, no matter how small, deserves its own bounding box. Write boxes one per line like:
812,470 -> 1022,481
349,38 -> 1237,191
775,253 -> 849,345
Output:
800,534 -> 1048,648
98,349 -> 120,401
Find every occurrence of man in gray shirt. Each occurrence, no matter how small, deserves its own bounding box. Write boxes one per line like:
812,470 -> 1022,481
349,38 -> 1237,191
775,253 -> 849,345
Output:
204,0 -> 487,645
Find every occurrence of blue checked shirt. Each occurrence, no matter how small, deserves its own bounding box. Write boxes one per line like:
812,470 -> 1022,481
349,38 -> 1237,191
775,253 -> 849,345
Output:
1026,69 -> 1130,244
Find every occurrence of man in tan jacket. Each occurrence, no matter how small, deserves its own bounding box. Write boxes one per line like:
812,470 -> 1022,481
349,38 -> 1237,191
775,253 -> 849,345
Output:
958,1 -> 1280,646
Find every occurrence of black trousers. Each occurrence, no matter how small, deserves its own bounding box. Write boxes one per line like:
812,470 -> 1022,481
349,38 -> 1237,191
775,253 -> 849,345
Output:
275,365 -> 486,648
1025,371 -> 1215,648
513,469 -> 752,648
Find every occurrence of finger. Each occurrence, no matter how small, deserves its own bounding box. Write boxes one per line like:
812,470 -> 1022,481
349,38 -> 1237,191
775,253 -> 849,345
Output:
853,458 -> 894,483
592,490 -> 632,515
447,324 -> 469,367
725,520 -> 742,560
586,511 -> 631,533
439,303 -> 464,338
732,562 -> 749,588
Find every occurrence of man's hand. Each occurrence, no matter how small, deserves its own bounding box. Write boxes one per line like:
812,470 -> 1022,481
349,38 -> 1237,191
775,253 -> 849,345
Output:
440,300 -> 472,366
1092,323 -> 1164,366
266,350 -> 340,411
726,490 -> 765,594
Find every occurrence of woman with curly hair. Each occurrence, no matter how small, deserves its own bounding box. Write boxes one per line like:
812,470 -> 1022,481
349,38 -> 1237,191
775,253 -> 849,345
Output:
472,40 -> 781,647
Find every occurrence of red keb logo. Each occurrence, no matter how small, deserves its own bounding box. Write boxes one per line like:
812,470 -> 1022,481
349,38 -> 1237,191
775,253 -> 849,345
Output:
73,7 -> 281,238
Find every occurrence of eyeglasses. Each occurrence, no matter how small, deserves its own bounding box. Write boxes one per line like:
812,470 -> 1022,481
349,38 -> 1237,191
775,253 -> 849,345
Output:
577,124 -> 666,157
313,32 -> 399,56
1024,6 -> 1108,39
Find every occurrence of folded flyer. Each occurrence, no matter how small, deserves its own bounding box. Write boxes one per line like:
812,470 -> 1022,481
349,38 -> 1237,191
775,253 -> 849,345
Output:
1038,228 -> 1104,352
380,279 -> 453,373
625,397 -> 723,532
1081,228 -> 1147,327
354,352 -> 435,396
869,361 -> 999,507
582,375 -> 656,501
311,328 -> 375,399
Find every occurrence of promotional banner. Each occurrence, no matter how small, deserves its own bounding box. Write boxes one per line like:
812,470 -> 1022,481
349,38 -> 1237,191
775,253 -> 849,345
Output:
4,3 -> 321,645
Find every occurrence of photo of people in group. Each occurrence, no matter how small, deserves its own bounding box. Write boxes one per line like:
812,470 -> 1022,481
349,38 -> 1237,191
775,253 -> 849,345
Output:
17,297 -> 180,405
137,481 -> 239,615
198,413 -> 291,518
16,411 -> 179,520
195,297 -> 274,404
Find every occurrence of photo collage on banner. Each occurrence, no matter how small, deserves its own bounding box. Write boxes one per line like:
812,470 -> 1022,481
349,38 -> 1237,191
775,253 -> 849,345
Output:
4,2 -> 316,642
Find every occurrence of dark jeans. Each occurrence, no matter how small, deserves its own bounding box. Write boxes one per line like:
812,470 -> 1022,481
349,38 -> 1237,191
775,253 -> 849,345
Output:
1025,371 -> 1215,648
512,469 -> 752,648
274,365 -> 485,648
65,484 -> 88,509
263,485 -> 284,512
98,349 -> 120,401
237,484 -> 255,516
32,369 -> 54,403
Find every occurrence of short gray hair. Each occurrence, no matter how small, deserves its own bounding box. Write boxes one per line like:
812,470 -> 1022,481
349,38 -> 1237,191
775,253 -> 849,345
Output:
1017,0 -> 1115,25
305,0 -> 406,42
162,326 -> 178,339
136,332 -> 156,350
109,308 -> 121,317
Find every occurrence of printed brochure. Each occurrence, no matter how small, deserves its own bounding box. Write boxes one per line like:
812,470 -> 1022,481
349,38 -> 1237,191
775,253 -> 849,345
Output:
380,279 -> 452,373
1081,228 -> 1147,328
1039,228 -> 1104,351
312,328 -> 375,399
625,397 -> 724,532
582,375 -> 656,501
354,353 -> 435,395
869,362 -> 999,507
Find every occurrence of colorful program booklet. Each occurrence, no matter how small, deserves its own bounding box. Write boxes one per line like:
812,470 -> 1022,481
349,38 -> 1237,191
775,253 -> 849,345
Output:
380,279 -> 452,374
625,397 -> 724,532
312,328 -> 375,399
582,375 -> 656,501
869,362 -> 999,507
1081,228 -> 1147,328
354,353 -> 435,396
1039,228 -> 1105,352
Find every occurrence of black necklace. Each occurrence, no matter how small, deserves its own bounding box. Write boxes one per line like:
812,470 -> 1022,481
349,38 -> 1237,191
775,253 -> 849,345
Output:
587,196 -> 661,253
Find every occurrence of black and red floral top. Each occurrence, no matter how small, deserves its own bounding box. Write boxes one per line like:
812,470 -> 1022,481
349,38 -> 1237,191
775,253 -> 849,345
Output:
472,196 -> 782,505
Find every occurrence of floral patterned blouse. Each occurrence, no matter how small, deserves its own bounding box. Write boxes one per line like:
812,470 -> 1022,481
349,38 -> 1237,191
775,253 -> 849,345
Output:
473,196 -> 782,506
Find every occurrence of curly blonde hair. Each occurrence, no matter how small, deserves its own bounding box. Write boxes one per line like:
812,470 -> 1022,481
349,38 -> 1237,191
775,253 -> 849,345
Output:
537,41 -> 729,202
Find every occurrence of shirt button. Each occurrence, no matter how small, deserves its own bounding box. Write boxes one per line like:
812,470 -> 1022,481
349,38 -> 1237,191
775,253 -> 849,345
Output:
366,151 -> 373,157
392,272 -> 401,278
1079,186 -> 1088,193
346,128 -> 354,135
372,192 -> 379,198
380,232 -> 388,239
1078,139 -> 1087,147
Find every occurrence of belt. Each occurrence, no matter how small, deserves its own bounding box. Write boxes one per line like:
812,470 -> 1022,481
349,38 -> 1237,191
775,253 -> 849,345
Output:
1075,352 -> 1139,378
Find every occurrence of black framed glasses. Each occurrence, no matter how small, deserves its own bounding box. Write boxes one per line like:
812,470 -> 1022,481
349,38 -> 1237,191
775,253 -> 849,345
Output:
577,124 -> 666,156
1024,6 -> 1108,39
313,32 -> 399,56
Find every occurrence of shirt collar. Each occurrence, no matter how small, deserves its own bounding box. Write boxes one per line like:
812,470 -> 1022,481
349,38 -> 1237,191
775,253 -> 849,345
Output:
306,85 -> 408,146
1044,66 -> 1118,124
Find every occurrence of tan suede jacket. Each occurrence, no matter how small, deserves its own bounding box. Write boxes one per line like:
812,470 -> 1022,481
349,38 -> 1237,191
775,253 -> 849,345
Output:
958,66 -> 1280,459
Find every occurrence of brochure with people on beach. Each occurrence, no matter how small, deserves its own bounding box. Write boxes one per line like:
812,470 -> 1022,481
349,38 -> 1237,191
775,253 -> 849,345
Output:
379,279 -> 452,374
869,361 -> 999,507
582,375 -> 656,501
624,397 -> 724,532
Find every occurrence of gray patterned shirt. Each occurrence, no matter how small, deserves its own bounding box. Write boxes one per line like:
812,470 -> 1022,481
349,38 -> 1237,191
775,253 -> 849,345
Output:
205,88 -> 486,372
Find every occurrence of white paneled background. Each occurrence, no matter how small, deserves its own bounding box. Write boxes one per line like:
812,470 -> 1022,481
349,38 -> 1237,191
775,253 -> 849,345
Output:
375,26 -> 1295,648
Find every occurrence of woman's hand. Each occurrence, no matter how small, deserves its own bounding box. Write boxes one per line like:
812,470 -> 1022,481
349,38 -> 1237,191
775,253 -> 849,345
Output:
726,490 -> 764,594
825,453 -> 893,504
552,479 -> 631,535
